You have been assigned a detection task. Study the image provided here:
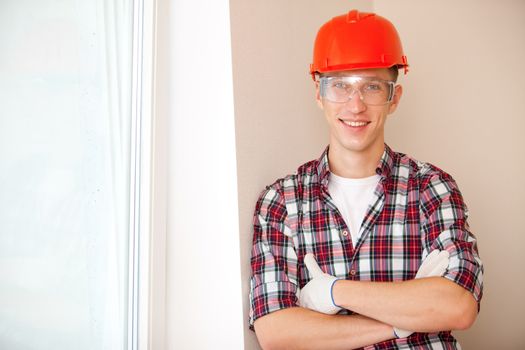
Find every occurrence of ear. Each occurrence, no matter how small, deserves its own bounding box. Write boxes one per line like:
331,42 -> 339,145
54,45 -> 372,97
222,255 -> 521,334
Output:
315,81 -> 324,109
387,84 -> 403,114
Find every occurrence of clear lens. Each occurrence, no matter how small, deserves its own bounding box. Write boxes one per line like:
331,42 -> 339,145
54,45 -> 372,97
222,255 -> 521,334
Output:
319,76 -> 395,106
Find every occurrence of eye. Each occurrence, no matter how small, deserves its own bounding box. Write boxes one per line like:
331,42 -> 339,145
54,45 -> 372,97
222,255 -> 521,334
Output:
361,81 -> 386,94
331,80 -> 347,90
364,82 -> 384,91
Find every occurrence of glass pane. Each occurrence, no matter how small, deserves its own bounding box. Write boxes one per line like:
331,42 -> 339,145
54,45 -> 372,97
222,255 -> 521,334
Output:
0,1 -> 133,349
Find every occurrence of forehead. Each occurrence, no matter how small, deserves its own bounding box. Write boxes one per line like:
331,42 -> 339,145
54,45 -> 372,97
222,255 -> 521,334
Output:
322,68 -> 392,80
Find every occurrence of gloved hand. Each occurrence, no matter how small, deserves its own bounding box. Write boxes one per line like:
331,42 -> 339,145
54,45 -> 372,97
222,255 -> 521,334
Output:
393,249 -> 450,339
298,253 -> 342,314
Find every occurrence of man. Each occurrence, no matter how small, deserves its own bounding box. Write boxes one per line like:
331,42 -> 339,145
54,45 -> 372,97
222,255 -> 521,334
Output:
249,9 -> 483,349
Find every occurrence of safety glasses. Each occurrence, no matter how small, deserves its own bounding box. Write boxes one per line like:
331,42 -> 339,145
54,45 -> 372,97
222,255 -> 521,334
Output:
319,76 -> 396,106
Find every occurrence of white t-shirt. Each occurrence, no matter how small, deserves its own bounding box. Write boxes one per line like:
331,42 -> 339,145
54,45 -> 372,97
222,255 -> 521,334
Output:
327,172 -> 381,247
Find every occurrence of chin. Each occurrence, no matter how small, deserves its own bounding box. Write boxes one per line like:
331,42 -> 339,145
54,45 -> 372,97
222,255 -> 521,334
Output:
340,139 -> 381,154
341,143 -> 369,153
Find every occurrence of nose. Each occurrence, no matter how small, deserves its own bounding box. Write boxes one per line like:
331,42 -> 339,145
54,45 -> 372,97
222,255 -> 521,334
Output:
344,90 -> 367,114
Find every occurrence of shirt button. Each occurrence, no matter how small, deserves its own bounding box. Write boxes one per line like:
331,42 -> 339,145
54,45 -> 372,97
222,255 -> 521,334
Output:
350,269 -> 357,276
342,230 -> 349,237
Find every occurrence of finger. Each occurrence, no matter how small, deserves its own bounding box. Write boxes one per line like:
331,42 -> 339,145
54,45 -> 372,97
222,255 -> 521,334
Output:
427,250 -> 450,277
439,250 -> 450,260
393,326 -> 413,338
304,253 -> 324,278
422,249 -> 439,268
415,250 -> 438,278
425,249 -> 439,263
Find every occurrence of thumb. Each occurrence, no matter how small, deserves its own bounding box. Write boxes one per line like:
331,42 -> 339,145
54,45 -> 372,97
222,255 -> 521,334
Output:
427,250 -> 450,277
304,253 -> 324,278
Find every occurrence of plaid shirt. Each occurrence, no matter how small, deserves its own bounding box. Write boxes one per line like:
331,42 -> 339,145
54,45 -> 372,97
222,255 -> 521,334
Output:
249,144 -> 483,349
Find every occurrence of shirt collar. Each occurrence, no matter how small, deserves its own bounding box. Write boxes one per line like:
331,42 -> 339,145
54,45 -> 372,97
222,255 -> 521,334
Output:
375,144 -> 395,179
316,144 -> 395,187
317,146 -> 331,188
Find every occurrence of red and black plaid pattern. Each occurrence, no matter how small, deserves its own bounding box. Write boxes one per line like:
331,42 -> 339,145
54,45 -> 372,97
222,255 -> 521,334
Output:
249,144 -> 483,349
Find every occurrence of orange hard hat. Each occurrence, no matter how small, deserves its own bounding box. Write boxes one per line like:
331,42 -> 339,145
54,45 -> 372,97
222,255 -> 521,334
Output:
310,9 -> 408,79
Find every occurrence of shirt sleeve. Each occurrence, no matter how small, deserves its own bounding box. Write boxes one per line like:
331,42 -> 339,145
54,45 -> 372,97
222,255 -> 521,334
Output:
249,185 -> 299,329
419,171 -> 484,305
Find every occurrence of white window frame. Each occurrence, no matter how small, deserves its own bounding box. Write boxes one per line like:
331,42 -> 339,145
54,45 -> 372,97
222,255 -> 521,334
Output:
127,0 -> 245,348
128,0 -> 164,349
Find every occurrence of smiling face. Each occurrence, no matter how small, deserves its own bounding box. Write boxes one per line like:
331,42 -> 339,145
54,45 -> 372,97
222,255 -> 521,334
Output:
316,68 -> 402,158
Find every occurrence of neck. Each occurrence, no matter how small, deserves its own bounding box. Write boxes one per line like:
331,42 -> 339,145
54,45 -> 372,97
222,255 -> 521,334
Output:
328,142 -> 385,179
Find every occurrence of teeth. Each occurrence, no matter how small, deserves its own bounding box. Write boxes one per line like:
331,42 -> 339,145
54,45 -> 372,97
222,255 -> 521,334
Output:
343,121 -> 368,127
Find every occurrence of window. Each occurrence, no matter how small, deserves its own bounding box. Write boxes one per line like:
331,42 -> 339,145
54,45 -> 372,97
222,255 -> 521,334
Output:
0,1 -> 156,349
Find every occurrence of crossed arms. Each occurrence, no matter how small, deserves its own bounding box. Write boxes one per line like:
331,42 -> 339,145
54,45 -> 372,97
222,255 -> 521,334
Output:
251,172 -> 483,349
255,276 -> 478,350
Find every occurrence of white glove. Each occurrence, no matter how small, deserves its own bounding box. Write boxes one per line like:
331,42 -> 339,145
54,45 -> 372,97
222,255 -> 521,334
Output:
393,249 -> 450,338
298,253 -> 342,314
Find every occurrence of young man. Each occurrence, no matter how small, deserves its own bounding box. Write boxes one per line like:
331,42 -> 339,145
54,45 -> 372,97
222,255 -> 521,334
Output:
249,9 -> 483,349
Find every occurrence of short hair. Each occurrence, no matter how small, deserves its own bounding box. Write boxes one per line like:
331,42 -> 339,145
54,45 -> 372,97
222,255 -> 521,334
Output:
389,66 -> 399,83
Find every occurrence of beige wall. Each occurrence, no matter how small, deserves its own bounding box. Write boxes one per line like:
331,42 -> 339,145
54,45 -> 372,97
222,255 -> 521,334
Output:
231,0 -> 525,348
375,1 -> 525,348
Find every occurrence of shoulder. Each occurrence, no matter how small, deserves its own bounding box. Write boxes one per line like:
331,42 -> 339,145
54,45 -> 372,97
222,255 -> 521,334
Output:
260,156 -> 320,195
255,157 -> 320,215
393,151 -> 458,191
393,151 -> 466,217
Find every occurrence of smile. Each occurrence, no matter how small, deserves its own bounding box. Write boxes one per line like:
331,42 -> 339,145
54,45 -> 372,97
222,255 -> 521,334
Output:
340,120 -> 370,127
